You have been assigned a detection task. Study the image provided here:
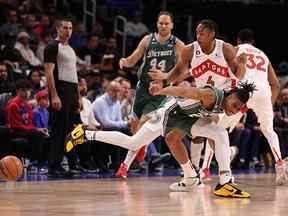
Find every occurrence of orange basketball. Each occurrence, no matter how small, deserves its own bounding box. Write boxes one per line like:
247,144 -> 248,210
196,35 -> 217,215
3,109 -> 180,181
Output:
0,155 -> 23,181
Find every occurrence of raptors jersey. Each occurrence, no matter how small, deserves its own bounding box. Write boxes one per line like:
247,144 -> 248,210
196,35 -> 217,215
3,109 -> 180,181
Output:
190,39 -> 235,90
237,43 -> 270,90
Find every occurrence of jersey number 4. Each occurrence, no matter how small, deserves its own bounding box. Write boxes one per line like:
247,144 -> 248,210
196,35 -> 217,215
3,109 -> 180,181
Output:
246,53 -> 266,72
150,58 -> 166,71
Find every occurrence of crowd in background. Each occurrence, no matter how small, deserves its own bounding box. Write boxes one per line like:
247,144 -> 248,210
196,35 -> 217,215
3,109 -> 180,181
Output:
0,0 -> 288,176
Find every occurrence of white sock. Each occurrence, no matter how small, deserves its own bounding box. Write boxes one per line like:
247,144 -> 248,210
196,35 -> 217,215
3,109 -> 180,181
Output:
124,150 -> 138,169
181,161 -> 197,178
85,130 -> 96,140
219,172 -> 232,185
201,142 -> 214,170
190,141 -> 204,169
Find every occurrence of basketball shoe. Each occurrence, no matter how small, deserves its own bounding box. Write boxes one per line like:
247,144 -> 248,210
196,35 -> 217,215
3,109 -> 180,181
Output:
275,160 -> 288,185
214,181 -> 250,198
169,176 -> 200,192
65,124 -> 87,152
116,163 -> 128,179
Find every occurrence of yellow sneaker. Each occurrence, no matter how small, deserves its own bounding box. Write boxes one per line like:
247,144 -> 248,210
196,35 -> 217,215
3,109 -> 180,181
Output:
214,181 -> 250,198
65,124 -> 86,152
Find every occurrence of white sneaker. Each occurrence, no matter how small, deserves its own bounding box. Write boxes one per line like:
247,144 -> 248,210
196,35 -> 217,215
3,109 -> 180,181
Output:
275,160 -> 288,185
169,177 -> 199,192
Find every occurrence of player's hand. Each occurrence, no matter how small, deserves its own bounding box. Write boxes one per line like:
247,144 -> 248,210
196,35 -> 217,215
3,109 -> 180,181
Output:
149,80 -> 163,96
237,53 -> 247,65
119,58 -> 128,70
51,95 -> 62,110
148,69 -> 167,81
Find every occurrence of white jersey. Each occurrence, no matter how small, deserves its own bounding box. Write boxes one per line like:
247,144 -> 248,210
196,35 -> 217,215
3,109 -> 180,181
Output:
237,43 -> 270,90
190,39 -> 236,90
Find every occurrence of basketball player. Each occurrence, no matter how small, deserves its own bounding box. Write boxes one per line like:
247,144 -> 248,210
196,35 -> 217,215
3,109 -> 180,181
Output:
116,11 -> 185,178
65,82 -> 255,198
195,28 -> 287,185
148,19 -> 247,194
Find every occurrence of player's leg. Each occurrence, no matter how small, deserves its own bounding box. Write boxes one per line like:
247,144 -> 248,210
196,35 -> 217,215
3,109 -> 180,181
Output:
164,110 -> 201,191
66,120 -> 161,152
191,118 -> 250,198
200,141 -> 214,180
252,100 -> 288,185
116,96 -> 163,178
190,139 -> 204,169
116,115 -> 150,178
165,128 -> 200,191
199,112 -> 243,180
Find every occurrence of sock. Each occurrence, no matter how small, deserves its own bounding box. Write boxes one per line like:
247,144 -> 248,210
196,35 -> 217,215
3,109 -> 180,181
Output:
190,141 -> 204,169
85,130 -> 96,140
219,172 -> 232,185
124,150 -> 138,169
181,161 -> 197,178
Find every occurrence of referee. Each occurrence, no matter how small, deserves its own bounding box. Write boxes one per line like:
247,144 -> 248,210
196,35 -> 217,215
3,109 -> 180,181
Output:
44,18 -> 81,177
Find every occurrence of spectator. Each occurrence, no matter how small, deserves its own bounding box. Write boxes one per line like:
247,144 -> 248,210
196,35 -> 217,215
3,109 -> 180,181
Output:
32,88 -> 49,131
27,69 -> 44,97
14,31 -> 42,66
92,81 -> 131,170
0,62 -> 15,94
125,11 -> 149,53
0,32 -> 25,70
34,15 -> 51,40
0,9 -> 22,42
69,22 -> 87,49
76,34 -> 103,70
92,81 -> 130,130
77,78 -> 99,172
100,37 -> 120,79
21,14 -> 39,50
36,30 -> 53,63
5,79 -> 47,168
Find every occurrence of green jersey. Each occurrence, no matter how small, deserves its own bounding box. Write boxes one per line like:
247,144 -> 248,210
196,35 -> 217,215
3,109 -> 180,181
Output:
137,33 -> 177,94
132,33 -> 178,119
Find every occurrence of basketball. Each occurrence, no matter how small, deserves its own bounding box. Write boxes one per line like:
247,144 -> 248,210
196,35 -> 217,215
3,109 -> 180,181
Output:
0,155 -> 23,181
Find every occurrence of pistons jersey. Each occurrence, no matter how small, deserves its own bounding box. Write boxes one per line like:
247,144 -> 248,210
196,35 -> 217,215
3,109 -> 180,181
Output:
237,43 -> 270,90
190,39 -> 236,90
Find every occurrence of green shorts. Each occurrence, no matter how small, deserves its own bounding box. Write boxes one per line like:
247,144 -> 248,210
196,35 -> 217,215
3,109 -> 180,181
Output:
132,88 -> 166,119
163,105 -> 199,137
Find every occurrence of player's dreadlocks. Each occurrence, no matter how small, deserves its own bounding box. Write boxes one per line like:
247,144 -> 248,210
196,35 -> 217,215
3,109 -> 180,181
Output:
226,81 -> 257,104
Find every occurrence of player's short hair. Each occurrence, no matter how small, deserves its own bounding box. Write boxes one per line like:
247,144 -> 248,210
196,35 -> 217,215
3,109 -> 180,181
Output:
237,28 -> 255,43
157,11 -> 174,22
198,19 -> 218,35
56,17 -> 73,28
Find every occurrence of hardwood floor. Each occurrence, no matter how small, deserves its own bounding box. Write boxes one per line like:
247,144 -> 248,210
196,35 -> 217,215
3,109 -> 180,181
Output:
1,173 -> 287,216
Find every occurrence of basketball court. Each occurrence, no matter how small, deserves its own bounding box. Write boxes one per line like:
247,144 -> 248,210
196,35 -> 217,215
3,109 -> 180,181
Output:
1,171 -> 288,216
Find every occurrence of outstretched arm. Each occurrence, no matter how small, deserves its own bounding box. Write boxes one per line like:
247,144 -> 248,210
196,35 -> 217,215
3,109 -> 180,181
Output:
149,82 -> 215,106
119,35 -> 149,69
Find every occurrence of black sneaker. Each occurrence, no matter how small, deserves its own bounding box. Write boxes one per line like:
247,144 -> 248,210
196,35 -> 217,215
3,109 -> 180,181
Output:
48,166 -> 73,178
